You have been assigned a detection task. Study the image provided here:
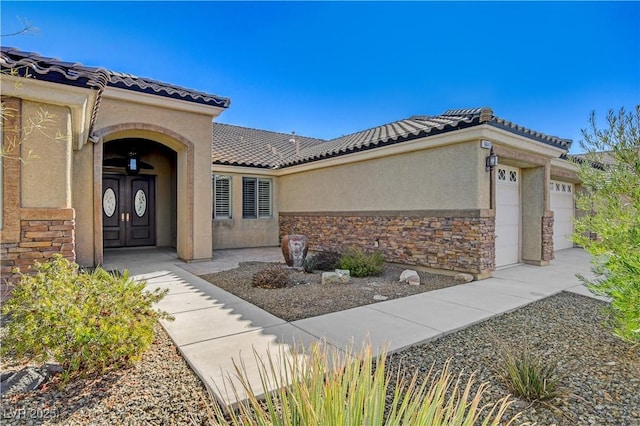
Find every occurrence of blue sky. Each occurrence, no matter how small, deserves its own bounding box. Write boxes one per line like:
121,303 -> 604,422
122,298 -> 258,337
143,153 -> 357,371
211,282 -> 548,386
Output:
1,1 -> 638,153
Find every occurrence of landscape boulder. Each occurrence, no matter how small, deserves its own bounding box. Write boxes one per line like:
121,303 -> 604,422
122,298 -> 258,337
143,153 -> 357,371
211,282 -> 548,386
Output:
0,365 -> 57,396
322,269 -> 351,284
454,273 -> 474,283
399,269 -> 420,286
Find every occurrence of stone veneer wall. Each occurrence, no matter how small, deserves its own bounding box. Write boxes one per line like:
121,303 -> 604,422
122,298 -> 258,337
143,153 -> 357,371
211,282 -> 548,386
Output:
280,210 -> 495,277
1,209 -> 75,295
542,212 -> 554,261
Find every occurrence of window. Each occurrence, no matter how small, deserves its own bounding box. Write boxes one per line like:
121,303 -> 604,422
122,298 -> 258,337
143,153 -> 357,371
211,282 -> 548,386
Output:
242,177 -> 272,219
213,175 -> 232,219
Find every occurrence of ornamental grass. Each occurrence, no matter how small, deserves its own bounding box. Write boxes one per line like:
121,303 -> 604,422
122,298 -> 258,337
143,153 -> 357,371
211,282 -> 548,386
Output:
208,341 -> 523,425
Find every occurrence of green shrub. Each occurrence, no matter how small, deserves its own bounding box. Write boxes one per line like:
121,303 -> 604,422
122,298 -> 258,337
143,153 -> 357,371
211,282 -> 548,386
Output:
498,347 -> 562,401
252,265 -> 290,289
1,255 -> 171,377
338,247 -> 384,277
572,106 -> 640,344
582,252 -> 640,342
208,342 -> 522,425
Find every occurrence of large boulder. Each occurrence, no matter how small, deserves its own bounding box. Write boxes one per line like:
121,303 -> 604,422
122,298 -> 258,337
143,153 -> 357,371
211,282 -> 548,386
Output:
399,269 -> 420,286
0,365 -> 57,396
281,234 -> 309,268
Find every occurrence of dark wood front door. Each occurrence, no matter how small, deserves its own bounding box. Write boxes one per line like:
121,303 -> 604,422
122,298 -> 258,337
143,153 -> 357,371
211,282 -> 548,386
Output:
102,174 -> 156,247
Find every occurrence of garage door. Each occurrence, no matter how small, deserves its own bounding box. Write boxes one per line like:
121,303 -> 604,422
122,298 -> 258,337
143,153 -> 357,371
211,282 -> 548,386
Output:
550,180 -> 574,250
495,165 -> 520,267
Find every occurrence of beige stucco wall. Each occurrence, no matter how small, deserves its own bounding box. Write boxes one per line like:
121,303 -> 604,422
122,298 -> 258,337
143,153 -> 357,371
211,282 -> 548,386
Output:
95,91 -> 221,261
279,141 -> 489,213
72,142 -> 96,265
212,173 -> 280,249
20,101 -> 72,208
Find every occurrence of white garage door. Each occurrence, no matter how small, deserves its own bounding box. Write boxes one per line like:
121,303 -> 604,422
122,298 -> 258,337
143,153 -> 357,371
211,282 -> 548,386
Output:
550,180 -> 574,250
495,165 -> 520,267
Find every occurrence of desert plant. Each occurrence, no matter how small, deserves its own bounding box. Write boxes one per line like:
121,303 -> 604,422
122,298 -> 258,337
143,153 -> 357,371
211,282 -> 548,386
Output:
572,106 -> 640,343
208,342 -> 522,425
252,265 -> 290,289
338,247 -> 384,277
313,251 -> 342,271
302,254 -> 318,273
497,347 -> 562,401
1,255 -> 171,377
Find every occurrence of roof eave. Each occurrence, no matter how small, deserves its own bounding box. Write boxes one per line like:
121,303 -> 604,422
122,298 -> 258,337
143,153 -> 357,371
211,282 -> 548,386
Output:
487,120 -> 572,151
107,79 -> 230,109
281,117 -> 481,168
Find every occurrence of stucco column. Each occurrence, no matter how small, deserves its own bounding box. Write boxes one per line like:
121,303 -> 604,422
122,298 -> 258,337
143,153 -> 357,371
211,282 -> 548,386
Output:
521,164 -> 551,265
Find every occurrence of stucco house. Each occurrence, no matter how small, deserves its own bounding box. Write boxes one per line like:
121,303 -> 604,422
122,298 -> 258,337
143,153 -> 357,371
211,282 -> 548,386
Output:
1,47 -> 579,286
1,47 -> 229,285
211,111 -> 579,279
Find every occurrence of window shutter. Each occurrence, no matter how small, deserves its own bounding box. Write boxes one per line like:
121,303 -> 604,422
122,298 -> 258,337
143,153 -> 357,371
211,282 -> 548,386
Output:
214,175 -> 231,219
258,179 -> 272,218
242,177 -> 257,219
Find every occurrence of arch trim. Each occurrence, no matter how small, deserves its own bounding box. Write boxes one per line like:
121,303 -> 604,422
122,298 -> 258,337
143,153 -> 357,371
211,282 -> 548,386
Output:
93,123 -> 195,264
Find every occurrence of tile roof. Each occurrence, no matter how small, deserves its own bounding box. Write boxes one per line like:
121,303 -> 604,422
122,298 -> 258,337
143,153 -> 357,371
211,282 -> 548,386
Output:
213,107 -> 572,169
108,71 -> 230,108
212,123 -> 326,168
0,47 -> 230,108
1,46 -> 109,90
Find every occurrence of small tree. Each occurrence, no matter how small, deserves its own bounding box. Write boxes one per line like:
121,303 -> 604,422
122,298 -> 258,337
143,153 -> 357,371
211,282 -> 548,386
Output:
572,106 -> 640,344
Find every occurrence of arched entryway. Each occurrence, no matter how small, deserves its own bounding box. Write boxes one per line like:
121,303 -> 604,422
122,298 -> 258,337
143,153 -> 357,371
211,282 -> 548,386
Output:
92,123 -> 200,266
102,138 -> 177,249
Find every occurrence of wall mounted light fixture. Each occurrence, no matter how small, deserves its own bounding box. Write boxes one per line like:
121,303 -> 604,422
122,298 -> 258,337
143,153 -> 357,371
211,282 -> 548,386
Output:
485,148 -> 498,172
126,152 -> 140,175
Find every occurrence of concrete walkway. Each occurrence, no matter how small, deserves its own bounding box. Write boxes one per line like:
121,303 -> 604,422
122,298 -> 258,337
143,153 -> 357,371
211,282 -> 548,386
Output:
103,247 -> 603,407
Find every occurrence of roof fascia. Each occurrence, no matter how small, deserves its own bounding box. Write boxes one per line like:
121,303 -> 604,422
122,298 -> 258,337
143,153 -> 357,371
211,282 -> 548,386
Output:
479,126 -> 567,158
103,86 -> 226,118
263,124 -> 566,177
1,74 -> 98,150
551,156 -> 579,173
273,126 -> 487,176
487,120 -> 571,150
212,164 -> 279,177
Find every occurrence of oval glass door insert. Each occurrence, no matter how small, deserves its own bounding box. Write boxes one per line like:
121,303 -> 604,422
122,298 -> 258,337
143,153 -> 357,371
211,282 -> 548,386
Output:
134,189 -> 147,217
103,188 -> 117,217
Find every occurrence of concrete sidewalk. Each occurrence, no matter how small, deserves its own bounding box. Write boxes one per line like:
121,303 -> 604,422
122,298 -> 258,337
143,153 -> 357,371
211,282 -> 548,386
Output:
104,247 -> 602,408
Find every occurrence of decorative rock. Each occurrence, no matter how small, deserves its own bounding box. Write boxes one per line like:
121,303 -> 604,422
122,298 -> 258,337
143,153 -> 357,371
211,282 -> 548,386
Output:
335,269 -> 350,280
399,269 -> 420,286
281,234 -> 309,268
0,366 -> 51,396
373,295 -> 388,301
322,269 -> 351,285
454,273 -> 474,283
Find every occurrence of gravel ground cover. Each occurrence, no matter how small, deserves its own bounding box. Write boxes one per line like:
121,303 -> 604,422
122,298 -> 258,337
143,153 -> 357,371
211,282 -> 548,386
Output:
199,261 -> 460,321
387,292 -> 640,426
2,289 -> 637,424
1,323 -> 212,425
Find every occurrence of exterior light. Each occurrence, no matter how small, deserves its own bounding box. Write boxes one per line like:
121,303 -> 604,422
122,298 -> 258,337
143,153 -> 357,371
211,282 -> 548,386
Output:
126,152 -> 140,175
485,148 -> 498,172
